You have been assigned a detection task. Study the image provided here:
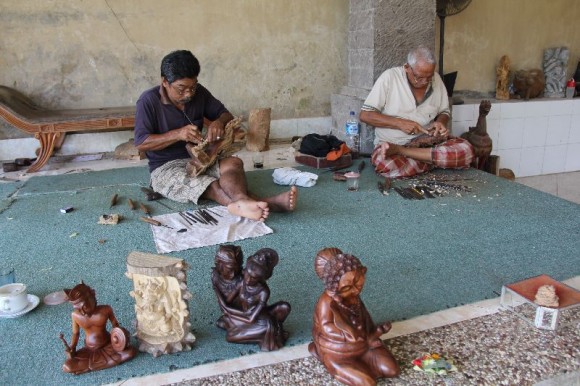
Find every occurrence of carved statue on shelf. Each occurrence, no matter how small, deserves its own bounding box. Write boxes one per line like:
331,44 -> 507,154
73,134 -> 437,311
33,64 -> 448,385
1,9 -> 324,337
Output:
460,100 -> 492,171
512,69 -> 545,100
495,55 -> 511,100
543,47 -> 569,98
309,248 -> 400,386
60,282 -> 136,375
126,251 -> 196,357
212,246 -> 291,351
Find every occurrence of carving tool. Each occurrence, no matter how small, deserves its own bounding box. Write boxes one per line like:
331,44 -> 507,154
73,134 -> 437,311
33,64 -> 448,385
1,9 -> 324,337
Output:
109,193 -> 118,208
377,177 -> 391,195
178,212 -> 194,225
140,186 -> 175,210
187,210 -> 208,225
139,202 -> 151,217
200,209 -> 218,225
357,160 -> 366,173
140,186 -> 163,201
407,187 -> 425,200
139,216 -> 187,232
393,187 -> 413,200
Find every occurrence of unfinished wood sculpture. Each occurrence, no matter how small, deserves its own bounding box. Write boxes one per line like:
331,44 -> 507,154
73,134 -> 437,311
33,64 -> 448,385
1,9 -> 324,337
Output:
513,69 -> 545,100
61,282 -> 137,375
245,108 -> 271,152
495,55 -> 511,100
126,251 -> 195,357
185,116 -> 243,177
310,248 -> 400,386
460,100 -> 492,171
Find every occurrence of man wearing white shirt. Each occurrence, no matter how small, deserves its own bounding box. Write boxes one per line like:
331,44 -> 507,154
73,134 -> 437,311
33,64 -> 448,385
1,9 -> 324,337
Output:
360,46 -> 474,178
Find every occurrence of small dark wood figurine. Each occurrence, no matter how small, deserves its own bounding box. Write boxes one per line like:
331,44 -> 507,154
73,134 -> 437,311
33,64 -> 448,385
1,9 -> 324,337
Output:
460,100 -> 492,171
309,248 -> 400,386
60,282 -> 136,375
513,69 -> 545,100
211,245 -> 291,351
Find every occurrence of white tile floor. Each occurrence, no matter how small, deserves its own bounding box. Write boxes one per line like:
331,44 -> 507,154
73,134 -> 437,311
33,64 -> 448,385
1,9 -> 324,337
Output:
1,147 -> 578,386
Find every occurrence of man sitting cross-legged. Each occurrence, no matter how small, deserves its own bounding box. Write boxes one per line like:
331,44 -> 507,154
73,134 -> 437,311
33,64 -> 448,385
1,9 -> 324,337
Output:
360,46 -> 474,178
134,50 -> 297,221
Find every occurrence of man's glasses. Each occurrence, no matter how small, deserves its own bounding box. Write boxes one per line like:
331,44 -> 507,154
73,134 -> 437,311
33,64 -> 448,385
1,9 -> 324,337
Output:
407,65 -> 433,83
170,82 -> 198,96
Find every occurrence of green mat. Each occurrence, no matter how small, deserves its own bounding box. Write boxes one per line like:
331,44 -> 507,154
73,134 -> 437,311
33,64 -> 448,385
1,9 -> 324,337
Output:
1,165 -> 579,385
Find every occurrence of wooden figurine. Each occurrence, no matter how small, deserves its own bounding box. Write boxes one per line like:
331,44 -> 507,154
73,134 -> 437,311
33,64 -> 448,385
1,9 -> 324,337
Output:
212,246 -> 291,351
460,100 -> 493,171
495,55 -> 511,100
309,248 -> 400,386
126,251 -> 196,357
513,69 -> 545,100
185,116 -> 242,177
211,245 -> 244,330
60,282 -> 136,375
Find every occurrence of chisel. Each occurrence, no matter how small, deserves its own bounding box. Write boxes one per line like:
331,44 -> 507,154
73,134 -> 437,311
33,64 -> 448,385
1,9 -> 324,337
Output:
110,193 -> 118,208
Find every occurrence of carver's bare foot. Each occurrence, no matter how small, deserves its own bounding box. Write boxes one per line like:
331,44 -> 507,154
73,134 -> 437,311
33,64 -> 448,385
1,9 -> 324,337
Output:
264,186 -> 298,212
227,199 -> 269,221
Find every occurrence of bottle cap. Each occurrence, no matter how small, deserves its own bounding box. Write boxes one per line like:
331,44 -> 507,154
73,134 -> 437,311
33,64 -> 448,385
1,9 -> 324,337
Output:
567,78 -> 576,88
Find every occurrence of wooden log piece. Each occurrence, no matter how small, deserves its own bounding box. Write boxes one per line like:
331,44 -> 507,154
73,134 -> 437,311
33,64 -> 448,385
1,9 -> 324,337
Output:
246,108 -> 271,152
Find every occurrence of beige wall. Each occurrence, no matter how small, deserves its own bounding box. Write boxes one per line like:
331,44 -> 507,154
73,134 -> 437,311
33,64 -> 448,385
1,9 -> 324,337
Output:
0,0 -> 348,120
1,0 -> 578,130
439,0 -> 580,94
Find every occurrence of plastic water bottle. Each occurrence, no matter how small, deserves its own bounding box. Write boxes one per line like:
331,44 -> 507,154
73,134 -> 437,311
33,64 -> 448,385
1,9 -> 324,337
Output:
345,111 -> 360,158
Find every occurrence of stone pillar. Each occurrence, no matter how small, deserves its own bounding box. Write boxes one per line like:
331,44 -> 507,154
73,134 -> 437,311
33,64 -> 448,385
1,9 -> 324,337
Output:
331,0 -> 436,154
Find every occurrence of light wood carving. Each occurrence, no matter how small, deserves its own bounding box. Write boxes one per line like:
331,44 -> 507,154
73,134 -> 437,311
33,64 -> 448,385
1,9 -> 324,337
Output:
126,251 -> 195,357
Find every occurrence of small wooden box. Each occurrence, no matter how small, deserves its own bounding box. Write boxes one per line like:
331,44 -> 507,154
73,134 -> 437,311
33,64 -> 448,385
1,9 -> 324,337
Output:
294,152 -> 352,170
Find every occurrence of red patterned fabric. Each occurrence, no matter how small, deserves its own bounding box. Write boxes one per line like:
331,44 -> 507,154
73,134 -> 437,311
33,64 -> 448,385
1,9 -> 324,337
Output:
371,138 -> 474,178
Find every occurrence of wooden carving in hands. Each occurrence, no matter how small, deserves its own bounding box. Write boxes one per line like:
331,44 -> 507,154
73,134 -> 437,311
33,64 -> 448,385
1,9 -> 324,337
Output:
186,116 -> 242,177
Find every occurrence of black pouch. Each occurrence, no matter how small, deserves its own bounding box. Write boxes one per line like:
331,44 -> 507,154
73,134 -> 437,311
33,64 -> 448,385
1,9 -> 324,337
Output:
299,134 -> 344,157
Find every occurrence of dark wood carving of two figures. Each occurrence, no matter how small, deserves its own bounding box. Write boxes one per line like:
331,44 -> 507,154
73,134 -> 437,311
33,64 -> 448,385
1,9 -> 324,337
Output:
309,248 -> 400,386
212,245 -> 291,351
60,282 -> 136,375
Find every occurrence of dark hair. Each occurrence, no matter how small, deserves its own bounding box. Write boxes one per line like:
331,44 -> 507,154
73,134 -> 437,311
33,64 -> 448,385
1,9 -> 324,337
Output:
160,50 -> 201,83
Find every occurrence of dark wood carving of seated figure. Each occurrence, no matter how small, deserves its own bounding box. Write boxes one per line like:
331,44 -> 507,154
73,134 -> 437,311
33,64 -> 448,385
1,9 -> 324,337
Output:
211,246 -> 291,351
211,244 -> 244,330
309,248 -> 400,386
60,282 -> 137,375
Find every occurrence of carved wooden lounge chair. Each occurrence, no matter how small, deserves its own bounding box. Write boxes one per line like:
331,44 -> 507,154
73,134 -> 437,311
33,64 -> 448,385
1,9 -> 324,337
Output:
0,85 -> 135,172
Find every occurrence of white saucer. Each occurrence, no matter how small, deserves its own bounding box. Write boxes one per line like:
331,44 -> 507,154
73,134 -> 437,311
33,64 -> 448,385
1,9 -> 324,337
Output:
0,294 -> 40,319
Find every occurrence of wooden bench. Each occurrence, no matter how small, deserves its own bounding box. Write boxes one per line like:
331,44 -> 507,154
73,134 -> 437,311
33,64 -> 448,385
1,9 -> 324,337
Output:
0,85 -> 135,172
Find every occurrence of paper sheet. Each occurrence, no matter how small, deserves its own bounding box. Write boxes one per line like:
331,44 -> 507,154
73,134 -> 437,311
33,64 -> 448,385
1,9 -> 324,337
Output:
148,206 -> 273,254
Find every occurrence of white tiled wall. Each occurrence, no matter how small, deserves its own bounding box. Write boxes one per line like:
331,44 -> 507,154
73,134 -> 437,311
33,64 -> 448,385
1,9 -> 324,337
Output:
452,98 -> 580,177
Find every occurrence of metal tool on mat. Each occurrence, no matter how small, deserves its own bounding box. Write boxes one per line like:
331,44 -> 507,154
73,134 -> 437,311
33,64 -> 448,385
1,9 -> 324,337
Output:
377,177 -> 391,195
357,160 -> 365,173
139,216 -> 187,232
140,186 -> 175,211
109,193 -> 118,209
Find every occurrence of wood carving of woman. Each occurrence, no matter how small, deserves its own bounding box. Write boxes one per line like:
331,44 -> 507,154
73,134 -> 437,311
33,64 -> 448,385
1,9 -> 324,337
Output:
309,248 -> 399,386
213,247 -> 291,351
211,245 -> 244,330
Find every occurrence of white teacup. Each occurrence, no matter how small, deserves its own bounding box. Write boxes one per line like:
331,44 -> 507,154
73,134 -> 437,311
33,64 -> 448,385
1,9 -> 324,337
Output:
0,283 -> 28,314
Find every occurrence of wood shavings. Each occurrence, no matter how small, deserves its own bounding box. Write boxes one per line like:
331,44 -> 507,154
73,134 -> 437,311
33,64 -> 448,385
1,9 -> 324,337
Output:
98,214 -> 121,225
